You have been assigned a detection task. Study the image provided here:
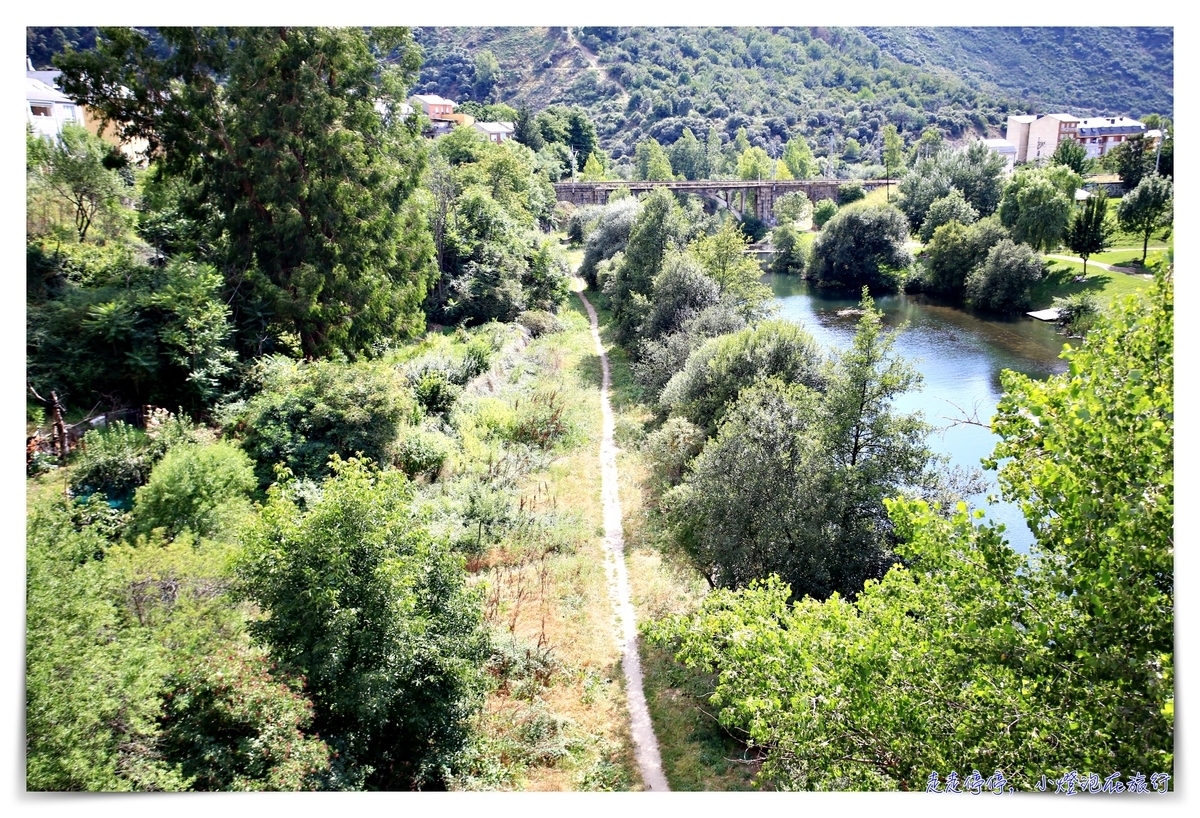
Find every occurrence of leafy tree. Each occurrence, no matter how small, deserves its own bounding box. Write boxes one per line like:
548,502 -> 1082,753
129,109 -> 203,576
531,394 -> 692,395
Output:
27,256 -> 237,414
669,127 -> 707,180
1066,188 -> 1113,275
57,27 -> 435,359
923,215 -> 1008,297
580,151 -> 606,181
705,125 -> 726,178
898,141 -> 1005,232
666,294 -> 929,598
578,196 -> 641,287
881,123 -> 904,201
472,49 -> 501,99
769,224 -> 807,275
1109,132 -> 1155,189
605,188 -> 690,341
132,441 -> 257,539
632,303 -> 747,402
635,137 -> 674,181
1118,173 -> 1173,263
999,171 -> 1073,252
660,319 -> 826,433
1050,136 -> 1089,175
637,252 -> 721,342
736,146 -> 773,181
917,188 -> 978,243
237,457 -> 491,790
964,237 -> 1044,313
513,105 -> 544,150
809,204 -> 913,291
773,190 -> 812,225
688,219 -> 772,315
782,135 -> 818,179
649,273 -> 1172,791
26,503 -> 187,791
812,198 -> 839,229
910,125 -> 946,162
40,124 -> 124,242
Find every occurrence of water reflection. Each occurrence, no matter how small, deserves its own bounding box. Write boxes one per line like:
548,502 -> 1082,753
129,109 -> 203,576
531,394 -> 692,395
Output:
766,275 -> 1070,552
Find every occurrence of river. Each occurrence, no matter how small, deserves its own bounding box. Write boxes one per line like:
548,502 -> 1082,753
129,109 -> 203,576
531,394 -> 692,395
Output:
766,274 -> 1071,552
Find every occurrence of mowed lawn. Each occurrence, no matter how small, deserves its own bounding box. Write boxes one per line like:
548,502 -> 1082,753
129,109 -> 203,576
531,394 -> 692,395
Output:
1030,259 -> 1153,310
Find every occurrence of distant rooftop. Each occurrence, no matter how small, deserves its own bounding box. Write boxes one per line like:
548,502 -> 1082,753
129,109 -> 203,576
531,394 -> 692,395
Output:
475,121 -> 515,134
982,138 -> 1016,151
1077,116 -> 1145,136
411,94 -> 456,106
26,76 -> 72,104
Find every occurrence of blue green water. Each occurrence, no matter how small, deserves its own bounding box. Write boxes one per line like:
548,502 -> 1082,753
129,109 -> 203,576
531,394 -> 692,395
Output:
766,275 -> 1070,552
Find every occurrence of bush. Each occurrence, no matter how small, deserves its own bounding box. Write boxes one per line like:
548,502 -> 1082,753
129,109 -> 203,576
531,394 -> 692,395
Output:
132,441 -> 257,538
69,422 -> 156,508
412,369 -> 463,417
837,180 -> 866,206
1052,292 -> 1100,336
812,198 -> 839,229
965,238 -> 1045,314
638,252 -> 720,342
228,357 -> 417,485
395,427 -> 454,479
516,310 -> 562,338
579,196 -> 641,287
509,389 -> 572,449
566,203 -> 602,245
632,303 -> 748,403
644,416 -> 706,488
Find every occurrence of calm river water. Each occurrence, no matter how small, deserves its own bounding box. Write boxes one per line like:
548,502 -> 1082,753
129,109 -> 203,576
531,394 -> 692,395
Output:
766,274 -> 1071,552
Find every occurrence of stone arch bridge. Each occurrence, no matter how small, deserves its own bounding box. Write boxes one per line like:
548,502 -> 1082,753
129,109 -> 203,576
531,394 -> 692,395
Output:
553,179 -> 888,223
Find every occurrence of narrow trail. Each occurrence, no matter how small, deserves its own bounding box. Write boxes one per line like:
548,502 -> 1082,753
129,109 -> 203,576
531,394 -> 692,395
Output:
577,288 -> 670,793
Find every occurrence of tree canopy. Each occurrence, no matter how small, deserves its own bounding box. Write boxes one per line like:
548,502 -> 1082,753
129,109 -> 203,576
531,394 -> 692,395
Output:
57,27 -> 436,358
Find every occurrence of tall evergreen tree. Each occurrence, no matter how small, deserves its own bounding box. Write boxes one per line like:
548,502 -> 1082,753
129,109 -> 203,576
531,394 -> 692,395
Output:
57,27 -> 435,359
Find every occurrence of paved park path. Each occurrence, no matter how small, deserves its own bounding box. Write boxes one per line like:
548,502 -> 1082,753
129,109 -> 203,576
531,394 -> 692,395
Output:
577,287 -> 670,793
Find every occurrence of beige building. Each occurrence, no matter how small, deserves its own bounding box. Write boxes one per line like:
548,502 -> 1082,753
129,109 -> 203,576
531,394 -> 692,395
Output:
1005,113 -> 1080,163
409,93 -> 457,120
473,121 -> 515,144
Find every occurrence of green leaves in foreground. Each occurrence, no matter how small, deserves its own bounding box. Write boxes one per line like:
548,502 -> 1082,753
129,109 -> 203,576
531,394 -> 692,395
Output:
238,457 -> 491,789
650,271 -> 1173,790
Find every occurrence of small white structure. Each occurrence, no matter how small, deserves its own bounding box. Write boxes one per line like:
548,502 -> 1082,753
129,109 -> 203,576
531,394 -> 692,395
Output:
982,138 -> 1018,175
473,120 -> 515,144
26,76 -> 82,140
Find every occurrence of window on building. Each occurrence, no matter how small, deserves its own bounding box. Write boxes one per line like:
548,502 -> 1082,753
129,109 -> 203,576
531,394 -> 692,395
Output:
30,104 -> 52,117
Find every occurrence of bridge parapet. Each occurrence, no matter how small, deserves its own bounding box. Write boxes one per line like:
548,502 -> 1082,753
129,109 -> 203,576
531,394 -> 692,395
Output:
553,179 -> 888,221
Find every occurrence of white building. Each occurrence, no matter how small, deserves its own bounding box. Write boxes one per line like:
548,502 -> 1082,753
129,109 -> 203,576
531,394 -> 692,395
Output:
26,75 -> 83,141
473,121 -> 515,144
981,138 -> 1018,175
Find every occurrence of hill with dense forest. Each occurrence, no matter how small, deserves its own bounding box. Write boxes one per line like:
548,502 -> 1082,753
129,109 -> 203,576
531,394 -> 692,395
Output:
410,26 -> 1172,162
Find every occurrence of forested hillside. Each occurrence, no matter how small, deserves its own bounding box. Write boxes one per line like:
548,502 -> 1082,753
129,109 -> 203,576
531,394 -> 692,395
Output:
859,27 -> 1173,119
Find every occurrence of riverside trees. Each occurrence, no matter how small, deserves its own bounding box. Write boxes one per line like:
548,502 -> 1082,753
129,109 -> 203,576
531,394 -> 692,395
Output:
650,271 -> 1174,791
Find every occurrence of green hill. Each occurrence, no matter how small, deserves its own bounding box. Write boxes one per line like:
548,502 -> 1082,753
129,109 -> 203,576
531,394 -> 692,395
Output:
413,26 -> 1171,163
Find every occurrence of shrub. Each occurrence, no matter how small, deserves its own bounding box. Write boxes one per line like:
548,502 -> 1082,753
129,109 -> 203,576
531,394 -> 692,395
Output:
228,357 -> 416,485
837,180 -> 866,206
132,441 -> 257,538
395,427 -> 454,479
69,422 -> 155,508
644,416 -> 706,488
633,302 -> 748,403
413,369 -> 463,417
812,198 -> 839,229
965,238 -> 1045,314
1052,292 -> 1100,336
770,225 -> 808,275
516,310 -> 562,338
579,196 -> 641,287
